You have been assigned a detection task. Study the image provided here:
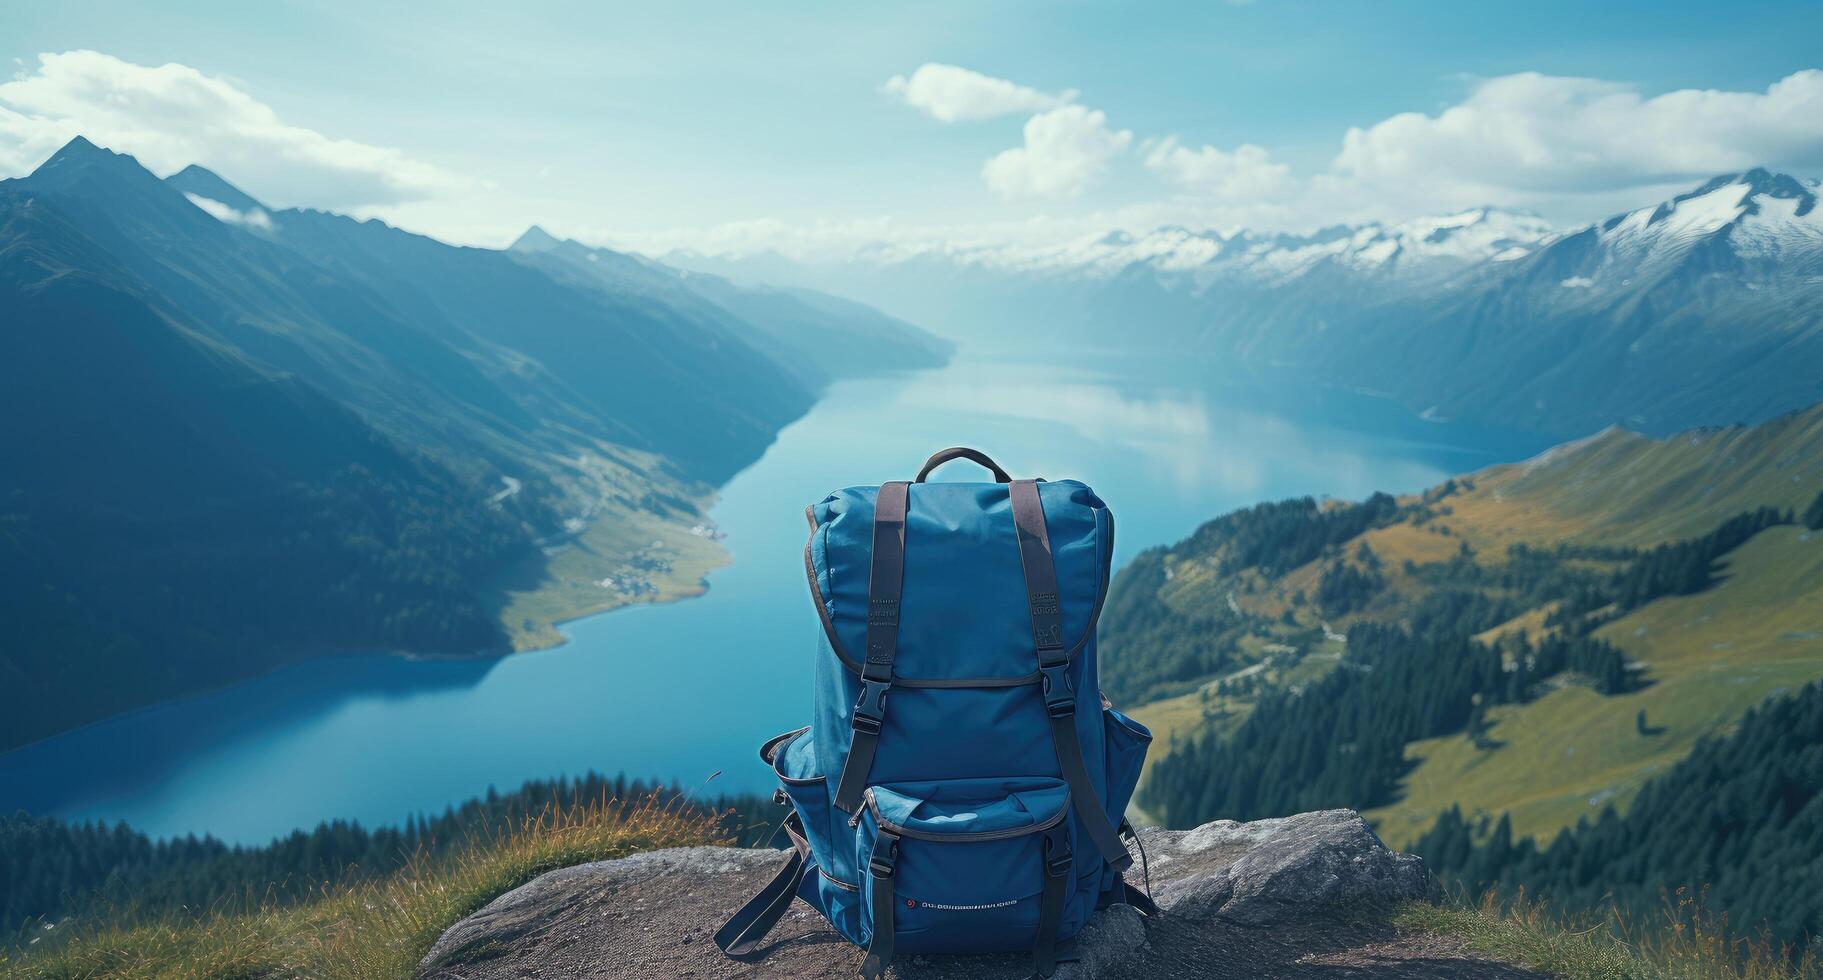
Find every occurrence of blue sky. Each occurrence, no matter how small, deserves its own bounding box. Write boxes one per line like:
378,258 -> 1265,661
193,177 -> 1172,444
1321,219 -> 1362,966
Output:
3,0 -> 1822,253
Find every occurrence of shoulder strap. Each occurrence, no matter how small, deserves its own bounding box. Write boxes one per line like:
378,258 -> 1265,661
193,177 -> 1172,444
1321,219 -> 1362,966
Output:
1010,479 -> 1133,874
833,480 -> 909,813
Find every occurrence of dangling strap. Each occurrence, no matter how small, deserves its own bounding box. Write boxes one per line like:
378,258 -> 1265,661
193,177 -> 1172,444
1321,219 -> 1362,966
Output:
1031,821 -> 1074,978
714,809 -> 811,958
1118,879 -> 1161,917
1115,812 -> 1159,910
1010,479 -> 1133,874
834,481 -> 910,814
859,828 -> 900,980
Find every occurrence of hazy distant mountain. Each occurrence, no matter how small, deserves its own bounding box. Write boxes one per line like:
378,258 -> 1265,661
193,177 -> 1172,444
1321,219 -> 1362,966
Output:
0,137 -> 948,750
508,227 -> 951,387
671,172 -> 1823,437
1292,169 -> 1823,435
664,205 -> 1556,345
161,161 -> 812,482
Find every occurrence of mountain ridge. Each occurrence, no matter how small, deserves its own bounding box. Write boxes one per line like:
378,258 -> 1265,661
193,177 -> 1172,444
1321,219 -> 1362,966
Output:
665,170 -> 1823,438
0,136 -> 952,751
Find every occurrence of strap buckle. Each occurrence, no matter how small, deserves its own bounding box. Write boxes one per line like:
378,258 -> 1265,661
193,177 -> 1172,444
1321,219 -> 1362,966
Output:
852,679 -> 890,732
869,834 -> 899,879
1040,663 -> 1075,717
1044,825 -> 1074,878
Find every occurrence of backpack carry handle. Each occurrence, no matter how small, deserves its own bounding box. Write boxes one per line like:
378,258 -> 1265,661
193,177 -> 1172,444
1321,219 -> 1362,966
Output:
915,447 -> 1012,483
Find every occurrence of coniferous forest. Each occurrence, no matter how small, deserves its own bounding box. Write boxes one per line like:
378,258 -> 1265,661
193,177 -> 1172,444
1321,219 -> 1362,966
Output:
1,775 -> 777,933
1140,608 -> 1635,826
1121,488 -> 1820,949
1414,681 -> 1823,949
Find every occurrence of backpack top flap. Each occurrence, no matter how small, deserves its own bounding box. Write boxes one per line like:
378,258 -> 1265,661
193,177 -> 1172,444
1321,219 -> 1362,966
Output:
806,479 -> 1112,683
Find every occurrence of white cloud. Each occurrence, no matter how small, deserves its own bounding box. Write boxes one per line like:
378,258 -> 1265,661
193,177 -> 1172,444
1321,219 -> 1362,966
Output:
183,192 -> 275,231
1144,136 -> 1294,202
0,50 -> 474,209
883,63 -> 1075,122
1333,70 -> 1823,204
982,105 -> 1132,200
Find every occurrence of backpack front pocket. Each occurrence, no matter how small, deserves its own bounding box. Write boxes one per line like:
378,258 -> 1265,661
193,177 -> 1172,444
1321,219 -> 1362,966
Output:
853,776 -> 1079,978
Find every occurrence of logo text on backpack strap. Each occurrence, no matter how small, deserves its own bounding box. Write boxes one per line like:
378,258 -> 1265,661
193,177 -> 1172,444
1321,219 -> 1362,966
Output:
866,598 -> 899,661
1030,591 -> 1062,650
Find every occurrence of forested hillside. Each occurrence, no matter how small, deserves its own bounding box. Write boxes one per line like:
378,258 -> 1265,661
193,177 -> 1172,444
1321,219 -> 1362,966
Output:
1416,680 -> 1823,950
0,137 -> 948,751
1105,404 -> 1823,949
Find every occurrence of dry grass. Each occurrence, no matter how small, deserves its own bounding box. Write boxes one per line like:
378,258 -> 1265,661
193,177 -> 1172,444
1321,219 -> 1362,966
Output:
1399,888 -> 1821,980
0,796 -> 719,980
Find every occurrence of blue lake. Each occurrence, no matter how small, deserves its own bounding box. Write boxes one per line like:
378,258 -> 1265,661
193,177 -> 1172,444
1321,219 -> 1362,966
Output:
0,349 -> 1547,844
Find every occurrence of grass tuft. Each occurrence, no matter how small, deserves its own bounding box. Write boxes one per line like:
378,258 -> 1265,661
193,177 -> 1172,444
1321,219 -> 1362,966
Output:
1397,887 -> 1821,980
1,793 -> 720,980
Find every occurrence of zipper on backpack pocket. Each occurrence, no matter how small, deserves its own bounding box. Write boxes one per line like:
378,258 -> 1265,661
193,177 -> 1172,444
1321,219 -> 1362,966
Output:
861,786 -> 1069,843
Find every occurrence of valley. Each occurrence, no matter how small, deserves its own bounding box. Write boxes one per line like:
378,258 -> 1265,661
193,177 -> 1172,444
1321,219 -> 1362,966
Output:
0,137 -> 949,753
7,133 -> 1823,967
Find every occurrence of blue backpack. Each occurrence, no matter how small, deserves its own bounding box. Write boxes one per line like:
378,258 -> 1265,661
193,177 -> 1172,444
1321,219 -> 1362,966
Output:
715,448 -> 1156,978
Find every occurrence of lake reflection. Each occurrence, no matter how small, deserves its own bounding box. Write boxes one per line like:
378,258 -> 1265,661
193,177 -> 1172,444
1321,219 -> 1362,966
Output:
0,349 -> 1548,844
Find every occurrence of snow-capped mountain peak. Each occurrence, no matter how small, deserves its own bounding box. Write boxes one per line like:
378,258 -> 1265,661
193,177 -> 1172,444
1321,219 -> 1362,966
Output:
1593,169 -> 1823,269
851,206 -> 1556,287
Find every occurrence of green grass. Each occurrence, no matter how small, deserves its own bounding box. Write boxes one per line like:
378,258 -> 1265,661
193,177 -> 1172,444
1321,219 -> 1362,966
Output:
1398,889 -> 1821,980
1368,525 -> 1823,848
1469,409 -> 1823,548
0,797 -> 717,980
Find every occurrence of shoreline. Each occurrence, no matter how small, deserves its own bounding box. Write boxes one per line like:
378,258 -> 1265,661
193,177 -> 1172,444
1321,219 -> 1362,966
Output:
0,489 -> 734,763
492,485 -> 732,654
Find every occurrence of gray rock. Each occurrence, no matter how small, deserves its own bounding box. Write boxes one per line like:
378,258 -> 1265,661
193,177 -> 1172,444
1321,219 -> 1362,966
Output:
1142,808 -> 1433,925
419,809 -> 1525,980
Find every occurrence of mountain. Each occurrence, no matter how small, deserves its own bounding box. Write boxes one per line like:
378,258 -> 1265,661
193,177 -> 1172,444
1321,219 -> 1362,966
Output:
159,161 -> 812,483
507,226 -> 952,387
670,172 -> 1823,438
1291,168 -> 1823,437
1099,400 -> 1823,944
664,205 -> 1556,352
0,137 -> 948,751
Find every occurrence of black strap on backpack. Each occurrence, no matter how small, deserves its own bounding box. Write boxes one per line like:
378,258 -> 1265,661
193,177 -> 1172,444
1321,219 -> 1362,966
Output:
713,806 -> 812,958
832,480 -> 909,814
858,828 -> 900,980
1010,479 -> 1134,874
1032,821 -> 1075,977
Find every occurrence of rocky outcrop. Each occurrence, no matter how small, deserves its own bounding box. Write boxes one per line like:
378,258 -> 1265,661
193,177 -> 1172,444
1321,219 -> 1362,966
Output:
419,809 -> 1540,979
